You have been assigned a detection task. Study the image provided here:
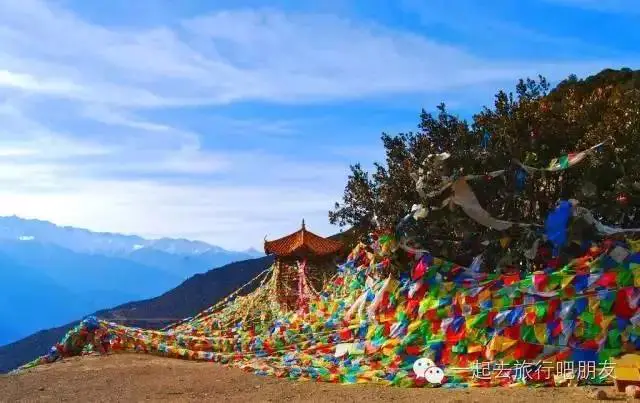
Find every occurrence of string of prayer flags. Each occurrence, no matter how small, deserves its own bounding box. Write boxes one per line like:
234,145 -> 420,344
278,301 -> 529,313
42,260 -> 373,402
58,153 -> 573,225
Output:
17,232 -> 638,389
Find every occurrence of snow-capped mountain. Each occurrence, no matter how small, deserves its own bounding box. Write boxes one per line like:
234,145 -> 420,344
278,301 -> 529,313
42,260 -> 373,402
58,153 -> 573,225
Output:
0,216 -> 264,347
0,216 -> 262,258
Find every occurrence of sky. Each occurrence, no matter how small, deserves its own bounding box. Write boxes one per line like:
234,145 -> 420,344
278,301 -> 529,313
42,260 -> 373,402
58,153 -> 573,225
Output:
0,0 -> 638,250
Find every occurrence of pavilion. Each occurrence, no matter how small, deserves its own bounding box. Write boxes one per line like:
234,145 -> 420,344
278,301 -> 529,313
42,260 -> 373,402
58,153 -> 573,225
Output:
264,219 -> 343,311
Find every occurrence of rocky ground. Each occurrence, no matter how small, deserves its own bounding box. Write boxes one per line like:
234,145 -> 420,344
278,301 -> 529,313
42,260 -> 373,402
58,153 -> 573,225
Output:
0,354 -> 632,402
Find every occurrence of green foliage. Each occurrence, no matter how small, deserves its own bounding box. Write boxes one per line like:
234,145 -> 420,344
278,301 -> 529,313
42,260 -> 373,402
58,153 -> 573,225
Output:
330,69 -> 640,265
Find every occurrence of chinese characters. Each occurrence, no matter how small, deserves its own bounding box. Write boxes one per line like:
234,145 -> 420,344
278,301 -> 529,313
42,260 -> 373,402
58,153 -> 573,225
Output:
465,360 -> 615,382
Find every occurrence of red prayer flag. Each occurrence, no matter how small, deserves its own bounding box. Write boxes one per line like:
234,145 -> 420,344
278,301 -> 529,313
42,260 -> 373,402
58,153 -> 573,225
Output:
613,288 -> 635,319
412,259 -> 428,281
405,345 -> 421,356
513,341 -> 543,360
533,274 -> 548,291
503,324 -> 521,339
503,274 -> 519,286
596,272 -> 617,287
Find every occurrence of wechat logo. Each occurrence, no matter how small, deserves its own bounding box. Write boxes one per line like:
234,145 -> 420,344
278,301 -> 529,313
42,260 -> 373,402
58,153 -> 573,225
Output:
413,357 -> 444,384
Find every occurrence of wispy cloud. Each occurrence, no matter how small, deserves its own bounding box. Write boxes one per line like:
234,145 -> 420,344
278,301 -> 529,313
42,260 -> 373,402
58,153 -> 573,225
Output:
0,94 -> 349,248
0,0 -> 628,248
0,1 -> 616,106
0,172 -> 342,248
0,70 -> 82,94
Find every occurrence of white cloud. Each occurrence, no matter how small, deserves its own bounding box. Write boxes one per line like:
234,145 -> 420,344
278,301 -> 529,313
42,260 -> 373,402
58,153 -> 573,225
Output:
0,101 -> 112,159
0,69 -> 81,93
0,162 -> 345,249
0,1 -> 618,107
0,0 -> 626,249
0,98 -> 348,249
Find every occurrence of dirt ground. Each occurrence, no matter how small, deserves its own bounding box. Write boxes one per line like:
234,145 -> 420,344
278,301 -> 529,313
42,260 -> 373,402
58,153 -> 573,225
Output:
0,354 -> 632,402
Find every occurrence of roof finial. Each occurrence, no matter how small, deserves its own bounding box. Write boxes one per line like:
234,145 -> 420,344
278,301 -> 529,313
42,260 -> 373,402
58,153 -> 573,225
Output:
301,218 -> 306,230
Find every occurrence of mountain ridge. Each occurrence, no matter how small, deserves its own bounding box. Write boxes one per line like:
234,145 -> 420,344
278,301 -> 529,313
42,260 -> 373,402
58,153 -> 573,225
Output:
0,255 -> 274,373
0,216 -> 264,347
0,219 -> 349,370
0,216 -> 263,257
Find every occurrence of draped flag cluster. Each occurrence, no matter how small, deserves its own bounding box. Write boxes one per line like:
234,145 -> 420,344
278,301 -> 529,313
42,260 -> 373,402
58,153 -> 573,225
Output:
15,234 -> 640,388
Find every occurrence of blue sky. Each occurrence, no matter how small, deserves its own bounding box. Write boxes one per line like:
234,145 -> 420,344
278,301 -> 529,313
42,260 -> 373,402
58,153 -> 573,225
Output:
0,0 -> 637,250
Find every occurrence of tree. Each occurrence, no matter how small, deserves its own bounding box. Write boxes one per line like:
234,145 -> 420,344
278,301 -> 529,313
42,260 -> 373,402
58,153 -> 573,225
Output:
330,69 -> 640,269
329,104 -> 473,235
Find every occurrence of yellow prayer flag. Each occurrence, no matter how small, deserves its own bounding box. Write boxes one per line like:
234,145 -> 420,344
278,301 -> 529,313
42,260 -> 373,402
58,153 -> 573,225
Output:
486,335 -> 518,354
468,344 -> 483,353
561,274 -> 575,289
407,320 -> 422,334
466,315 -> 477,331
366,326 -> 376,339
627,239 -> 640,251
588,296 -> 599,313
534,323 -> 548,344
633,264 -> 640,287
479,289 -> 491,302
601,315 -> 615,333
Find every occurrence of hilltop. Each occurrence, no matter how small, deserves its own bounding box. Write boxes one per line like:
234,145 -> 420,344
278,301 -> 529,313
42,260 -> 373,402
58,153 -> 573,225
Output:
0,354 -> 599,402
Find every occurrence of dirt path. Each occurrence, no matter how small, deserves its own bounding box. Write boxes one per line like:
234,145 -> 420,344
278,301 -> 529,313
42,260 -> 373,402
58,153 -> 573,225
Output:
0,354 -> 627,402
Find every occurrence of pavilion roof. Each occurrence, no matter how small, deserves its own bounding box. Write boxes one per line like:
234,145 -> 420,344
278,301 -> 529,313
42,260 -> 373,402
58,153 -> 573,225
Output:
264,220 -> 343,257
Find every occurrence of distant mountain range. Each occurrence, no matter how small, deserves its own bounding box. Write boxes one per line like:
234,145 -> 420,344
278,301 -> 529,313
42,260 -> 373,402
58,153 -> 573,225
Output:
0,255 -> 273,373
0,216 -> 263,347
0,216 -> 263,260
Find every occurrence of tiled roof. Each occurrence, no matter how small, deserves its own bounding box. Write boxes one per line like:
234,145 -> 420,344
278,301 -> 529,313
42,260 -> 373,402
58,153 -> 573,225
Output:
264,221 -> 343,257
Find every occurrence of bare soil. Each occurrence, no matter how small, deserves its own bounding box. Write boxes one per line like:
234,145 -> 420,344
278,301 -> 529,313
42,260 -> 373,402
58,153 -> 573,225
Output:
0,354 -> 631,402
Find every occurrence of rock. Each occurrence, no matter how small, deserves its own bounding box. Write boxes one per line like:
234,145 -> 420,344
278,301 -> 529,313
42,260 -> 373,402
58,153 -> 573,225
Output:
587,389 -> 607,400
625,385 -> 640,398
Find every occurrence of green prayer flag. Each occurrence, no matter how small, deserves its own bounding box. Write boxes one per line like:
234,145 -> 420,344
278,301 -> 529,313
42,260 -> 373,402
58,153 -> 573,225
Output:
418,299 -> 430,315
599,348 -> 621,364
396,311 -> 407,322
373,325 -> 385,339
583,323 -> 601,340
599,296 -> 614,314
520,277 -> 533,288
579,311 -> 595,325
419,321 -> 431,336
391,370 -> 409,385
401,333 -> 418,347
471,311 -> 488,329
617,270 -> 633,286
521,325 -> 537,343
607,329 -> 621,349
442,261 -> 454,273
452,341 -> 467,354
534,302 -> 548,320
548,273 -> 562,289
